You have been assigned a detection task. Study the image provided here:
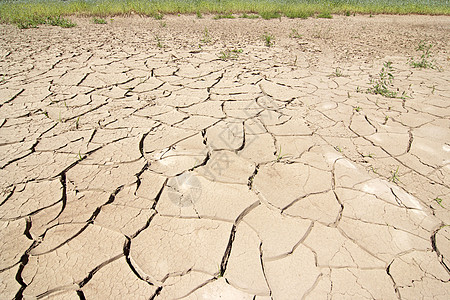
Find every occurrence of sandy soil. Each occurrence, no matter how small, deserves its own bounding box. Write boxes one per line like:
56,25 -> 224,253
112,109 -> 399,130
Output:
0,15 -> 449,299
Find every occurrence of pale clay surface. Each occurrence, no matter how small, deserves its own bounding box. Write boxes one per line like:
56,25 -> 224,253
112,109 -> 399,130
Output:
0,14 -> 449,299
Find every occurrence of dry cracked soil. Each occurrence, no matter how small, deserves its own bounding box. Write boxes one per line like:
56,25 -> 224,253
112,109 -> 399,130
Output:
0,14 -> 449,299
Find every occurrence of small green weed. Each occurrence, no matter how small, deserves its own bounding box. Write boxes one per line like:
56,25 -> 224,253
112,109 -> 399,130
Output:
334,146 -> 342,153
289,29 -> 302,38
214,13 -> 235,19
431,85 -> 436,94
155,35 -> 163,48
77,150 -> 83,161
317,12 -> 333,19
260,11 -> 281,20
262,33 -> 274,47
218,49 -> 243,61
354,106 -> 362,112
196,11 -> 203,19
93,17 -> 107,24
330,67 -> 344,77
240,13 -> 259,19
434,197 -> 444,208
391,166 -> 401,183
201,27 -> 211,44
275,146 -> 289,162
160,21 -> 167,28
75,116 -> 80,129
409,41 -> 439,70
366,61 -> 398,98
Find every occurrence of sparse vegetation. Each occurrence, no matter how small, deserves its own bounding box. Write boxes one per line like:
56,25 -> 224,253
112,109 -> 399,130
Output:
275,146 -> 289,162
317,12 -> 333,18
47,15 -> 76,27
289,28 -> 302,38
240,13 -> 259,19
93,17 -> 107,24
391,166 -> 401,183
218,49 -> 243,61
200,27 -> 211,44
259,11 -> 281,20
330,67 -> 344,77
214,13 -> 235,19
155,35 -> 163,48
263,32 -> 274,47
434,197 -> 444,208
409,41 -> 439,70
15,15 -> 76,29
366,61 -> 401,98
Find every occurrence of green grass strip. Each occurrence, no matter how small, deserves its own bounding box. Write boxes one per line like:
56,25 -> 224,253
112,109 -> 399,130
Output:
1,0 -> 449,28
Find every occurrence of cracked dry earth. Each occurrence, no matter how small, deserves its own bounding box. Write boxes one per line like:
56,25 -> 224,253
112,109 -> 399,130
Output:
0,14 -> 449,299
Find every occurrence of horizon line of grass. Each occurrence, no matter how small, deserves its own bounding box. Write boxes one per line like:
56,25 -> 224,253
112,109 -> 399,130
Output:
1,0 -> 449,27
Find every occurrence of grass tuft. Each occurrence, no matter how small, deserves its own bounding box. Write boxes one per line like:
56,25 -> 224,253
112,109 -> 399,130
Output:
262,32 -> 274,47
218,48 -> 243,61
317,12 -> 333,18
259,11 -> 281,20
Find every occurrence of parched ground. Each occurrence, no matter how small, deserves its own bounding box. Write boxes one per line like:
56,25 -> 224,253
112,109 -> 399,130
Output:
0,14 -> 449,299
